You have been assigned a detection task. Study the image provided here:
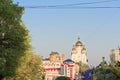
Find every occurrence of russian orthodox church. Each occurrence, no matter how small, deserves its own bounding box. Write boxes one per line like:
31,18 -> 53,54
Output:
71,37 -> 88,64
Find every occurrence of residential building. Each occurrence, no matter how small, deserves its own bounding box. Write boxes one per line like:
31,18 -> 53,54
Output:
42,59 -> 61,80
110,48 -> 120,64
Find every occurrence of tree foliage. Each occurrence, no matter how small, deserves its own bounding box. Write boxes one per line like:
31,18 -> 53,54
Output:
0,0 -> 45,80
13,54 -> 45,80
55,76 -> 70,80
77,61 -> 88,73
0,0 -> 27,78
116,61 -> 120,67
110,63 -> 120,79
93,68 -> 117,80
93,60 -> 118,80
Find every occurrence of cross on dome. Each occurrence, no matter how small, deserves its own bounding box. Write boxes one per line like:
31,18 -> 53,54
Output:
78,37 -> 80,41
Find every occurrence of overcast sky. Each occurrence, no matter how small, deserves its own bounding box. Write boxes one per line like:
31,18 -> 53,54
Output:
14,0 -> 120,66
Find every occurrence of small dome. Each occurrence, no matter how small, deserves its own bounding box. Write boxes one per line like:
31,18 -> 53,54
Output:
82,47 -> 86,54
72,45 -> 77,54
72,48 -> 77,54
63,59 -> 74,63
83,47 -> 86,50
72,47 -> 76,51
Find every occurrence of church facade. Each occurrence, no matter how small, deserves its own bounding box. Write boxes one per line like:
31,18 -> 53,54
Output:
71,37 -> 88,64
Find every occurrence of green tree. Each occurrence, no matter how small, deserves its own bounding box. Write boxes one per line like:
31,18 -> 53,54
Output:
110,64 -> 120,79
93,68 -> 117,80
100,57 -> 108,69
77,61 -> 88,73
93,57 -> 117,80
0,0 -> 45,80
14,54 -> 45,80
0,0 -> 27,79
116,61 -> 120,67
55,76 -> 70,80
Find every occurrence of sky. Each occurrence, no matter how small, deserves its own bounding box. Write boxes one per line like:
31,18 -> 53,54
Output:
13,0 -> 120,66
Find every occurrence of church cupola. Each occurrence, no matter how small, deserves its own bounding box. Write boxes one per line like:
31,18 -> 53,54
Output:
81,47 -> 86,54
75,37 -> 83,46
72,45 -> 77,54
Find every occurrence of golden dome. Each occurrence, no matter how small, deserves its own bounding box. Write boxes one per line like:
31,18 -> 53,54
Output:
72,45 -> 77,54
76,41 -> 83,46
75,37 -> 83,46
81,47 -> 86,54
83,47 -> 86,50
72,47 -> 76,51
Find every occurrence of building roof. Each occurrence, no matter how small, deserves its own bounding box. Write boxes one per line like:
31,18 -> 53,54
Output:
63,59 -> 74,63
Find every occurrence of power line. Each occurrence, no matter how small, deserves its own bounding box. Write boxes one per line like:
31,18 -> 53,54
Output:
25,6 -> 120,9
23,0 -> 119,8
